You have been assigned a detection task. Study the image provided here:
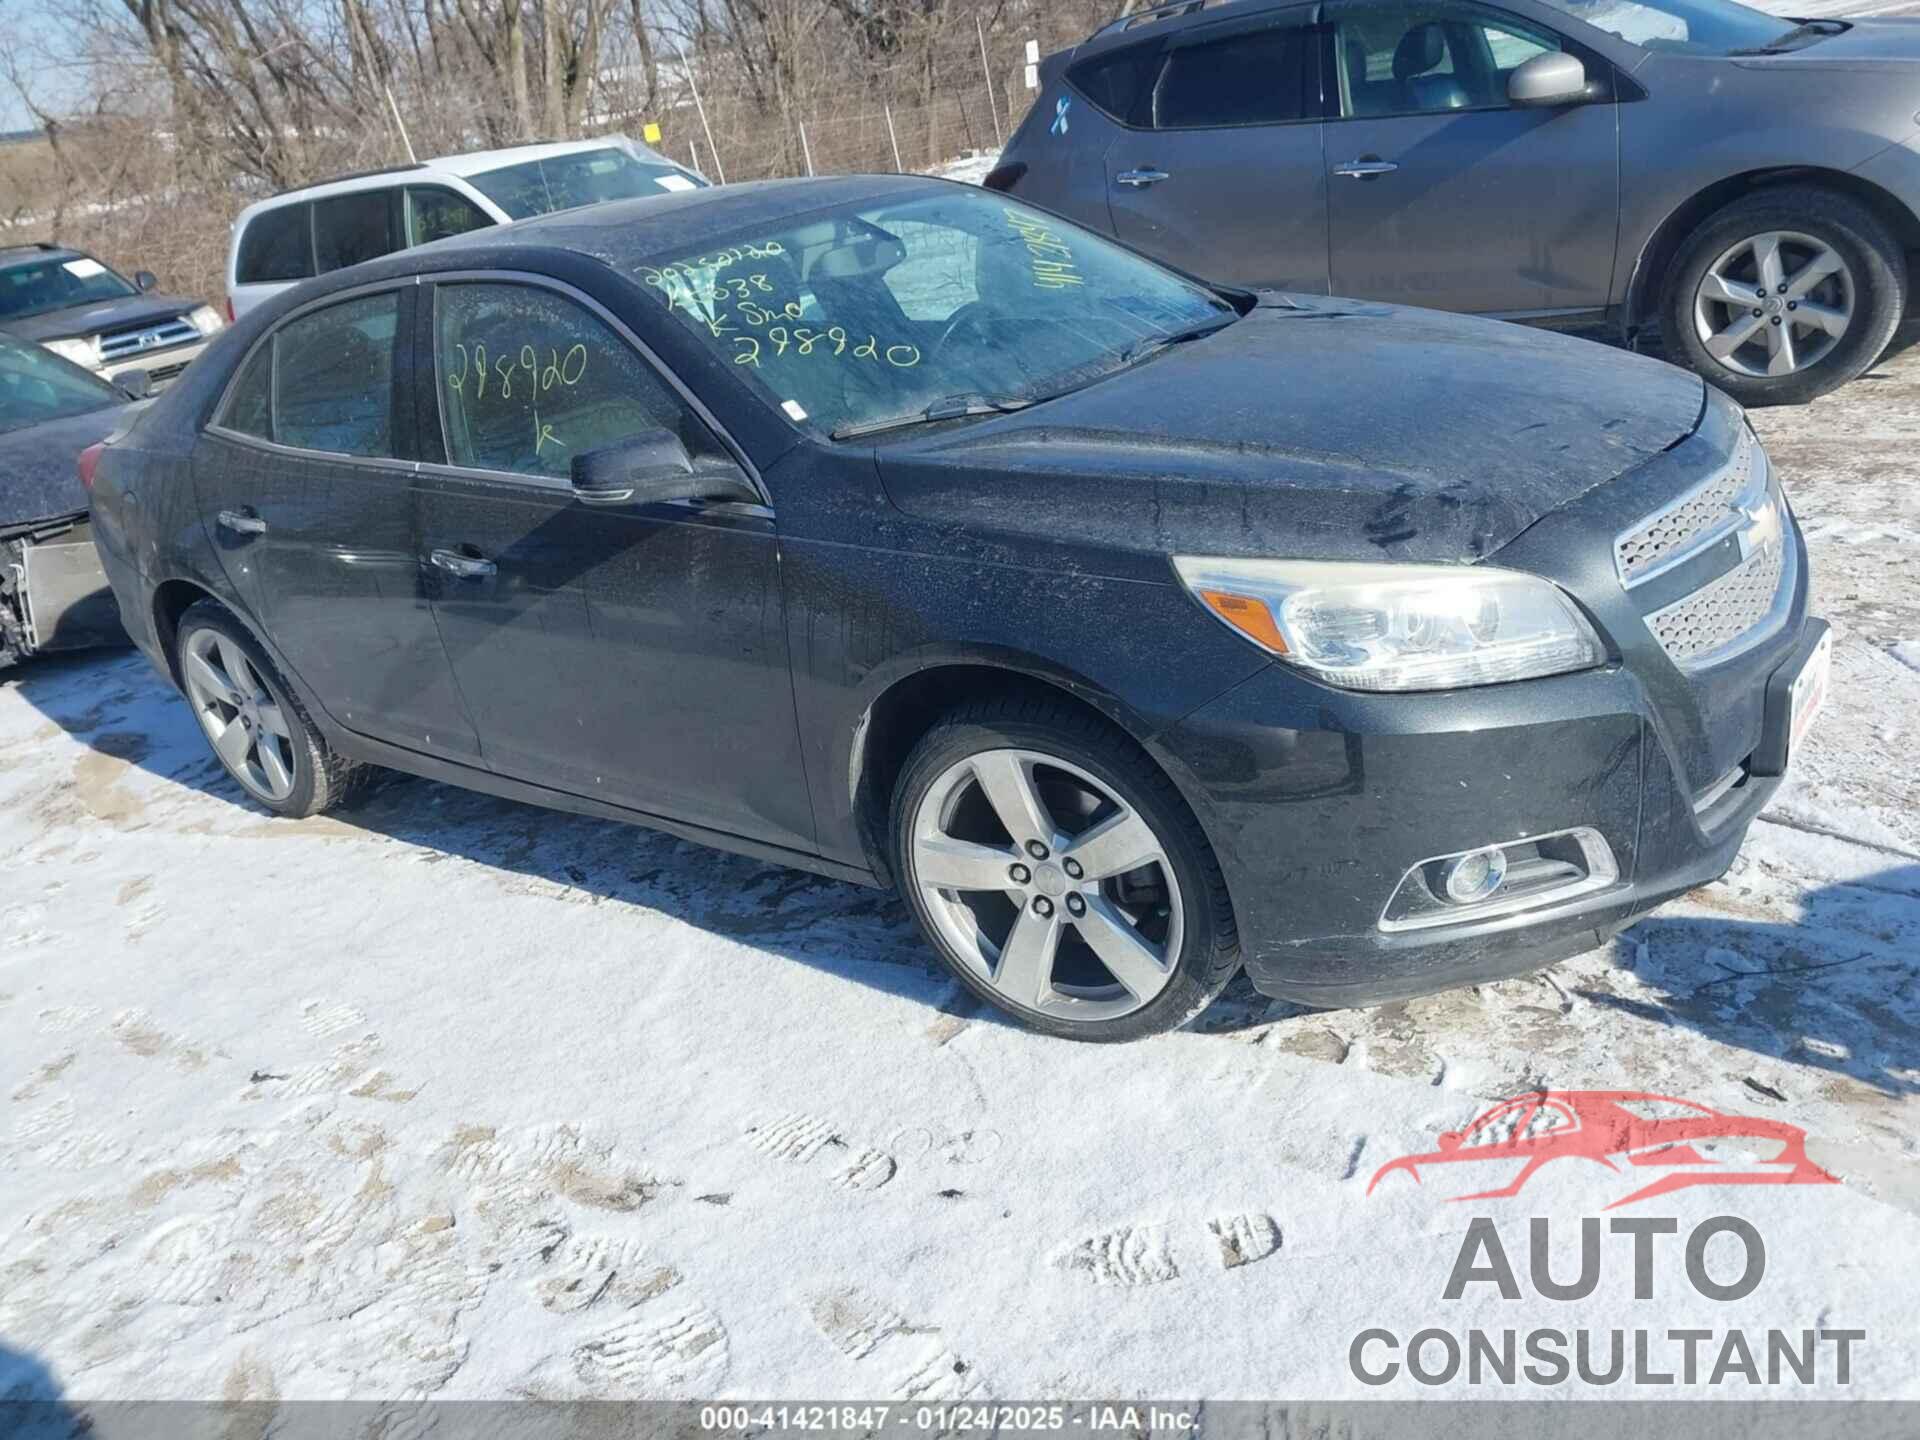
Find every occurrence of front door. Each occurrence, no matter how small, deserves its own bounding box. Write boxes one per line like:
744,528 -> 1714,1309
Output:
414,278 -> 814,852
195,286 -> 481,760
1323,0 -> 1621,314
1102,8 -> 1330,293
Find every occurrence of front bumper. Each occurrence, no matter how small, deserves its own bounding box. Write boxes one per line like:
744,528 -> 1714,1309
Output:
1158,519 -> 1820,1008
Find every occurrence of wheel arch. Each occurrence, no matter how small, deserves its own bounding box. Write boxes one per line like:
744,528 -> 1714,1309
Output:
1624,166 -> 1920,335
845,649 -> 1174,888
150,576 -> 223,687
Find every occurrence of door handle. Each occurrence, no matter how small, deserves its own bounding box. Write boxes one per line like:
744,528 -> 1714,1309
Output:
1334,159 -> 1400,179
429,548 -> 496,579
216,508 -> 267,536
1116,168 -> 1170,188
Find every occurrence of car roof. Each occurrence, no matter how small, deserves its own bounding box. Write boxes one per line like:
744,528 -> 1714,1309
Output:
381,172 -> 945,274
0,242 -> 83,267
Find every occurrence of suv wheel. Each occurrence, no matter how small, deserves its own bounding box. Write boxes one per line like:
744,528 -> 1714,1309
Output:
891,697 -> 1239,1041
1663,186 -> 1906,406
175,600 -> 365,818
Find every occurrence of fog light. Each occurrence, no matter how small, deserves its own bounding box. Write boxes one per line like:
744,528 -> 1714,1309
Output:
1441,846 -> 1508,904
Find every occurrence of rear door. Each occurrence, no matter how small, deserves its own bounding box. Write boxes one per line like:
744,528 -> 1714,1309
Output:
194,285 -> 482,760
1322,0 -> 1621,314
1101,7 -> 1330,292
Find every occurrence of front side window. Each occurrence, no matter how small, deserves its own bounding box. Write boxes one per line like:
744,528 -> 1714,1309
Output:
0,337 -> 123,433
313,190 -> 399,274
407,186 -> 494,246
260,291 -> 400,457
1334,4 -> 1567,115
1155,24 -> 1315,128
237,204 -> 315,285
0,254 -> 138,321
465,148 -> 707,220
635,189 -> 1234,438
432,283 -> 722,480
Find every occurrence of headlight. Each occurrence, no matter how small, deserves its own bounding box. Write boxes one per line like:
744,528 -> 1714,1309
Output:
189,304 -> 224,336
1172,557 -> 1605,692
43,336 -> 100,368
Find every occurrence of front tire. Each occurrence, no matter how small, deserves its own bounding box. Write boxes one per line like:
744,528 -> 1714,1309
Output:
890,696 -> 1239,1042
1662,186 -> 1906,406
175,600 -> 365,818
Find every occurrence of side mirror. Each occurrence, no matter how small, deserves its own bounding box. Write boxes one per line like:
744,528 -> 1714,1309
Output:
117,368 -> 153,399
1437,1131 -> 1463,1153
1507,51 -> 1589,107
569,430 -> 760,508
133,270 -> 159,292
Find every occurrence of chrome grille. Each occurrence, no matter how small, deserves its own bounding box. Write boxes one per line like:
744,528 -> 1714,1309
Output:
1615,428 -> 1757,588
1646,539 -> 1786,664
98,316 -> 199,362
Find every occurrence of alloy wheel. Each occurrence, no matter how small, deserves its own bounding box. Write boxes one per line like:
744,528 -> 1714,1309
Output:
181,628 -> 297,803
1693,230 -> 1854,379
908,748 -> 1184,1023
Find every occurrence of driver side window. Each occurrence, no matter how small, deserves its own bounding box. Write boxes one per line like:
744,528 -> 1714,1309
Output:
1335,4 -> 1566,117
432,283 -> 722,480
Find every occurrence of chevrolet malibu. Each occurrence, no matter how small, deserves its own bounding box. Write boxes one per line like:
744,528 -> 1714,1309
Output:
87,177 -> 1830,1041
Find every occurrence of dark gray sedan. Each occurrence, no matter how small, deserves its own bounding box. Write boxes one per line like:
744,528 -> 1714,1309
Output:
994,0 -> 1920,404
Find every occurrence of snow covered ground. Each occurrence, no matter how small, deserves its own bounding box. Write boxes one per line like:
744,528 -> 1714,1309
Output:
3,368 -> 1920,1405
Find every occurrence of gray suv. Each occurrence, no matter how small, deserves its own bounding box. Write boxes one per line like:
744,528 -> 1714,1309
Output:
993,0 -> 1920,404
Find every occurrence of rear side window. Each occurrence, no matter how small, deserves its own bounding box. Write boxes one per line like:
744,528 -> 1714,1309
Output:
236,203 -> 314,285
1156,25 -> 1315,127
224,291 -> 400,457
1066,43 -> 1164,126
313,190 -> 399,274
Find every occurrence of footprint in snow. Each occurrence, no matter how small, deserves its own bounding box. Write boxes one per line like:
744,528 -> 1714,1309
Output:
1052,1212 -> 1282,1286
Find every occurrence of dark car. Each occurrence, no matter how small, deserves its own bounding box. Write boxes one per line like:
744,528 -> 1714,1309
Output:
0,334 -> 144,664
89,177 -> 1829,1040
0,242 -> 226,391
993,0 -> 1920,405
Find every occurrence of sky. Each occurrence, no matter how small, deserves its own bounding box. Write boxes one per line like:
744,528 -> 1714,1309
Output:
0,0 -> 85,132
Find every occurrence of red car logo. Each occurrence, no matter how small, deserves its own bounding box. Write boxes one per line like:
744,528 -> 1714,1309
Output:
1367,1090 -> 1838,1210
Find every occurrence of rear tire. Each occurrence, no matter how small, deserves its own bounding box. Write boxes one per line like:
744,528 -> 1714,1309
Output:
890,695 -> 1239,1042
1661,186 -> 1906,407
175,600 -> 365,818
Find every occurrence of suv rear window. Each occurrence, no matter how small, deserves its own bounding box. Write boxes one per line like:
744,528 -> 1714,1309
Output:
1156,25 -> 1315,126
1066,43 -> 1164,126
313,190 -> 400,273
236,203 -> 314,285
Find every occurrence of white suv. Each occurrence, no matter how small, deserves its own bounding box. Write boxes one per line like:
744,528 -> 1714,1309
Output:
225,137 -> 706,318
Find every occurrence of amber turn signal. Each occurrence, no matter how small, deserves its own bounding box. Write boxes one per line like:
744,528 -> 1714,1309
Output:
1196,589 -> 1289,655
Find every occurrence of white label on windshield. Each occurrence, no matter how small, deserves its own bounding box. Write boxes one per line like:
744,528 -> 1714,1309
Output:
781,400 -> 808,422
655,174 -> 698,192
62,258 -> 107,279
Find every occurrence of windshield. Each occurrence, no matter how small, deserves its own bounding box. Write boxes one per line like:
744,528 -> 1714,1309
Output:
467,148 -> 707,219
0,337 -> 122,434
1532,0 -> 1817,54
0,254 -> 137,322
634,189 -> 1236,437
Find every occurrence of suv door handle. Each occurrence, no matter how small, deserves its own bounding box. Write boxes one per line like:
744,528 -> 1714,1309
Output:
216,508 -> 267,536
1333,158 -> 1400,179
1116,168 -> 1170,188
429,548 -> 496,579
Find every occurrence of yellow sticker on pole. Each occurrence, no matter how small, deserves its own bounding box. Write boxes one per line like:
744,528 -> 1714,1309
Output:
643,122 -> 662,143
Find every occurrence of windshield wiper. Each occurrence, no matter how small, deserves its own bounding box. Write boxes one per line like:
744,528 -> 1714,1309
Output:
1728,18 -> 1846,53
1118,316 -> 1238,367
830,392 -> 1033,441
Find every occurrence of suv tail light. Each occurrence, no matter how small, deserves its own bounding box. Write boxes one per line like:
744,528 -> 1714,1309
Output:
78,441 -> 106,493
225,297 -> 236,324
982,161 -> 1027,193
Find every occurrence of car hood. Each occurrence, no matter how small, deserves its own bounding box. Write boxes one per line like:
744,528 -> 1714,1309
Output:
1732,17 -> 1920,65
1,293 -> 201,344
874,299 -> 1706,566
0,401 -> 143,529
